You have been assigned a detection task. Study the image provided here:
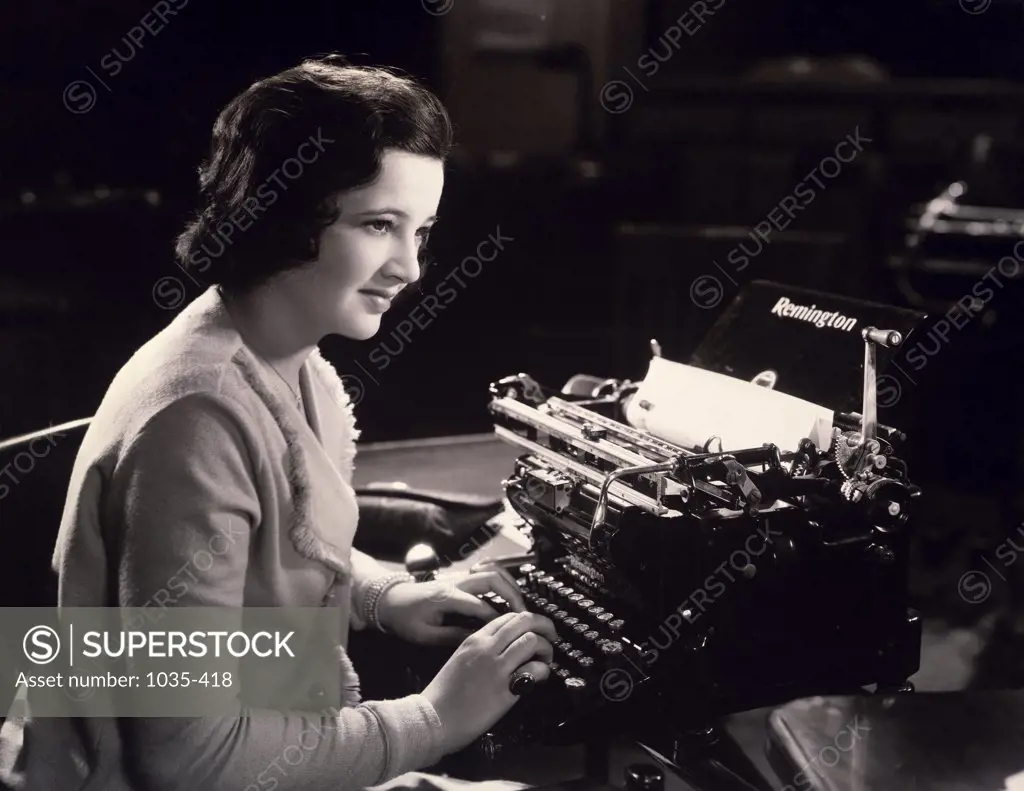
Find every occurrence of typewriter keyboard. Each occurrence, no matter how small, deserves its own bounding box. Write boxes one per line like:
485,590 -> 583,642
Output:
474,562 -> 647,729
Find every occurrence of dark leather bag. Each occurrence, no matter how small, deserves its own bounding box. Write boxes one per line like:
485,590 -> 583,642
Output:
352,482 -> 505,564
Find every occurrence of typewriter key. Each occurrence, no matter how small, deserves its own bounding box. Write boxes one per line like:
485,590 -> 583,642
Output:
538,575 -> 555,586
579,599 -> 595,609
572,623 -> 591,634
553,610 -> 568,620
597,612 -> 614,623
556,641 -> 573,653
558,588 -> 574,598
608,619 -> 625,632
556,668 -> 571,679
583,631 -> 601,642
568,649 -> 583,660
588,606 -> 606,617
535,598 -> 549,608
518,564 -> 536,575
601,641 -> 623,655
548,582 -> 565,592
543,603 -> 559,614
578,656 -> 595,668
564,617 -> 580,627
564,677 -> 586,690
568,594 -> 584,604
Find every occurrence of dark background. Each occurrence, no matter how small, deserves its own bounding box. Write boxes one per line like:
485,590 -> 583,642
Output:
2,0 -> 1023,440
3,0 -> 1024,683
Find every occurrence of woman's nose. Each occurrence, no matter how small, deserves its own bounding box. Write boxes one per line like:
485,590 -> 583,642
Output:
386,235 -> 422,284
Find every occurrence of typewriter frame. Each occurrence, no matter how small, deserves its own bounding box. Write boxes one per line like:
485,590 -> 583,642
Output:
478,326 -> 923,791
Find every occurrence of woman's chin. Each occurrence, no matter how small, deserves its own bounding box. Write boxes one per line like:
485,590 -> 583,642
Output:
336,315 -> 382,341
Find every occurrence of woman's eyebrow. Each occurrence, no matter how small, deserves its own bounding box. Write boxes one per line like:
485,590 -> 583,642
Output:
354,207 -> 438,223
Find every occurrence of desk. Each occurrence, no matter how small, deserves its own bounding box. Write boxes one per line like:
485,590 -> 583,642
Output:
767,691 -> 1024,791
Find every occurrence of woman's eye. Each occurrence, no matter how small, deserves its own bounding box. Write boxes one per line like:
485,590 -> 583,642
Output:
366,219 -> 394,234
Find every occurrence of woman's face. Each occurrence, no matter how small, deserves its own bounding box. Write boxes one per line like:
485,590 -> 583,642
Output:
294,148 -> 445,341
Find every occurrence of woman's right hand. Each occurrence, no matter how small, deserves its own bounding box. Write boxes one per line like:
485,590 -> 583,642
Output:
422,611 -> 557,754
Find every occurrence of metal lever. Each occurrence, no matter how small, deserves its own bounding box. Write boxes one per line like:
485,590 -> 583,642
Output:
722,459 -> 763,513
470,553 -> 539,573
590,460 -> 678,549
860,326 -> 903,446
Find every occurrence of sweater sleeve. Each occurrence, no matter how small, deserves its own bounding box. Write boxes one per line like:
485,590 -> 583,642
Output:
108,393 -> 446,791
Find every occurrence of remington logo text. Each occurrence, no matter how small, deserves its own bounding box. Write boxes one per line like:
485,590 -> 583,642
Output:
771,297 -> 858,332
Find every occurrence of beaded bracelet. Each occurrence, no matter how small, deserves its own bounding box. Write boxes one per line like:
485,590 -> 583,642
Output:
363,572 -> 414,633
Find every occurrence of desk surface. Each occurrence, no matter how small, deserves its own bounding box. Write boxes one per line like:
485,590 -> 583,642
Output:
768,691 -> 1024,791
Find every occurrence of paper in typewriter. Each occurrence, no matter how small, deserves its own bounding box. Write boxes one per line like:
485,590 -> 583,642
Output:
625,357 -> 834,453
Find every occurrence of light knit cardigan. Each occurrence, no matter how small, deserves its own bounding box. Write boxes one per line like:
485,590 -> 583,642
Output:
7,286 -> 446,791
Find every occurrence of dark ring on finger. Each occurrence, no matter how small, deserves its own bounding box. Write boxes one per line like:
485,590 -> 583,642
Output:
509,671 -> 536,696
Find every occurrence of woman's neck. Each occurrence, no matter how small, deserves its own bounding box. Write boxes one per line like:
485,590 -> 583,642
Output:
220,284 -> 318,387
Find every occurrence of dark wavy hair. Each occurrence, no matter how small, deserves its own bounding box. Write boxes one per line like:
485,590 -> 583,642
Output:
175,55 -> 454,295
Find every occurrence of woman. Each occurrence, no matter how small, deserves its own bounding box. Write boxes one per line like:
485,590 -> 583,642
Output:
14,56 -> 556,791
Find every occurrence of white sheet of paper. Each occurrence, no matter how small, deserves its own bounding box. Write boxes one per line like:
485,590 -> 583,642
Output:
1004,770 -> 1024,791
624,357 -> 835,453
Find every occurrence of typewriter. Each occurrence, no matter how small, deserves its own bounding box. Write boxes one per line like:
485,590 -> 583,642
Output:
425,282 -> 929,762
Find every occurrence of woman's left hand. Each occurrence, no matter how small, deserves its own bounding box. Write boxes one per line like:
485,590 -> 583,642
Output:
375,568 -> 528,646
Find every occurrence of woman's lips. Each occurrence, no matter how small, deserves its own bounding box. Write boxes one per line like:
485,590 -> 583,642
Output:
359,291 -> 392,312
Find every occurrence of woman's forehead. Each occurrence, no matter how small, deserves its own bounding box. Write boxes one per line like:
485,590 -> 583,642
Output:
342,150 -> 444,214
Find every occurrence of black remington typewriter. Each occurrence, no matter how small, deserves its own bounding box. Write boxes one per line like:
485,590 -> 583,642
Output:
410,282 -> 929,786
